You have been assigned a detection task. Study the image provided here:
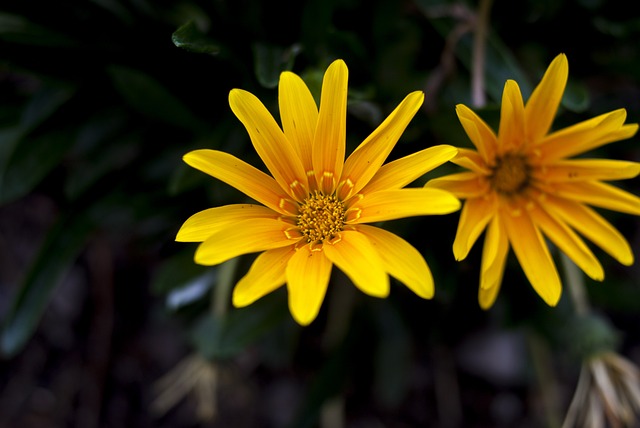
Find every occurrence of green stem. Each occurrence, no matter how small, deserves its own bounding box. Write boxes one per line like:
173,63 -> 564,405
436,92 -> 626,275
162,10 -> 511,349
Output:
212,257 -> 239,318
471,0 -> 493,108
560,252 -> 590,316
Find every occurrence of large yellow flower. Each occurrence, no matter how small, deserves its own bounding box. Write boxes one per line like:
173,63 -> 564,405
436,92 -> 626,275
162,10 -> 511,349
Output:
427,53 -> 640,309
177,60 -> 460,325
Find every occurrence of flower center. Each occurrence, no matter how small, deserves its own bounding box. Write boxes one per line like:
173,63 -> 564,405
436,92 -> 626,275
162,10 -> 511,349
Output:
490,152 -> 531,195
297,191 -> 346,244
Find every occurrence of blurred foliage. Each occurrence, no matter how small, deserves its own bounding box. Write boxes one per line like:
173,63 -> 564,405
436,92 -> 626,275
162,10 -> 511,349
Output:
1,0 -> 639,426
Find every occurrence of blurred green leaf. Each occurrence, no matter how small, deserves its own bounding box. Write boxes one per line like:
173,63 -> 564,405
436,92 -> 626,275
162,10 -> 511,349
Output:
561,79 -> 591,113
191,292 -> 290,360
151,250 -> 209,296
253,42 -> 301,88
108,66 -> 206,131
0,206 -> 95,358
19,86 -> 75,132
0,12 -> 78,46
172,20 -> 220,55
372,301 -> 412,408
0,130 -> 76,204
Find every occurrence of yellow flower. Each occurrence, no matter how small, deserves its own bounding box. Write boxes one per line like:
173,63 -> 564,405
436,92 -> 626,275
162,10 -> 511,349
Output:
177,60 -> 460,325
427,53 -> 640,309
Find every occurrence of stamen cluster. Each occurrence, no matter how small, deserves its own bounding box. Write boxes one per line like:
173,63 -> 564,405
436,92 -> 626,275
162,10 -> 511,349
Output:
297,191 -> 346,243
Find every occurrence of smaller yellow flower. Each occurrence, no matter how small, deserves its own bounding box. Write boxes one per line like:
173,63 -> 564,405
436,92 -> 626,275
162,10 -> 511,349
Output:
427,53 -> 640,309
177,60 -> 460,325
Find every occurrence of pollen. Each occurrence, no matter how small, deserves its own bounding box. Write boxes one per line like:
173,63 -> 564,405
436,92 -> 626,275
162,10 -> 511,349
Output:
489,152 -> 531,195
297,191 -> 346,244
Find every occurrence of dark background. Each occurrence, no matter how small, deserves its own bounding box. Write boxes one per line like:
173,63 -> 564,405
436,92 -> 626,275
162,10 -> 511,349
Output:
1,0 -> 639,427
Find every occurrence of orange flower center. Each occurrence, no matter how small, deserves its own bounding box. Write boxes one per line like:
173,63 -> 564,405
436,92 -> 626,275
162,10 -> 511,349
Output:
490,152 -> 531,195
297,191 -> 345,244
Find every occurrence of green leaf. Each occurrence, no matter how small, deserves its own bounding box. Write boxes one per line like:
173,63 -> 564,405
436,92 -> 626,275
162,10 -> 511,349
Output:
151,250 -> 209,296
171,21 -> 221,55
0,130 -> 76,204
0,207 -> 95,358
191,291 -> 290,360
19,86 -> 75,133
108,66 -> 206,131
372,301 -> 412,409
253,43 -> 301,88
0,12 -> 78,47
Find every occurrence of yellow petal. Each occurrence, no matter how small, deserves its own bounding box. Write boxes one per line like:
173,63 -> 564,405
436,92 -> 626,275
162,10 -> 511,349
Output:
536,159 -> 640,182
524,53 -> 568,142
286,244 -> 332,326
194,218 -> 296,266
498,80 -> 526,151
550,181 -> 640,215
177,204 -> 278,242
452,196 -> 496,261
357,225 -> 434,299
544,195 -> 634,265
529,200 -> 604,281
361,145 -> 458,194
232,246 -> 294,307
323,230 -> 389,297
503,207 -> 562,306
479,215 -> 509,294
479,281 -> 503,310
338,91 -> 424,199
183,150 -> 297,215
279,71 -> 318,175
425,172 -> 490,199
313,59 -> 348,193
456,103 -> 498,162
229,88 -> 308,200
349,188 -> 460,223
452,148 -> 491,174
536,109 -> 635,162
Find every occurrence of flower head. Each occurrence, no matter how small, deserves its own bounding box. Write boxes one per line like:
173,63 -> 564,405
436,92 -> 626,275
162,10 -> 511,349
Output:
177,60 -> 460,325
427,53 -> 640,309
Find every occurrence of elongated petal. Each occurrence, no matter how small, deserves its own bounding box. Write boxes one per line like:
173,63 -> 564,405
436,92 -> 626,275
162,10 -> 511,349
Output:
452,148 -> 491,174
195,218 -> 296,265
456,103 -> 498,162
544,196 -> 634,265
357,225 -> 434,298
425,172 -> 490,199
453,196 -> 496,261
349,188 -> 460,223
536,159 -> 640,182
177,204 -> 278,242
323,230 -> 389,297
524,54 -> 568,142
183,150 -> 297,215
536,109 -> 635,162
313,59 -> 348,193
498,80 -> 526,151
529,200 -> 604,281
550,181 -> 640,215
286,245 -> 332,325
503,208 -> 562,306
232,246 -> 294,307
361,145 -> 458,194
479,217 -> 509,308
229,88 -> 308,200
279,71 -> 318,174
480,215 -> 509,294
338,91 -> 424,199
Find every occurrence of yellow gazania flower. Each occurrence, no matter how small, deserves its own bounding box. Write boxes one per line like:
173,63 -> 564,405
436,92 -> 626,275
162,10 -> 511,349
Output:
427,53 -> 640,309
177,59 -> 460,325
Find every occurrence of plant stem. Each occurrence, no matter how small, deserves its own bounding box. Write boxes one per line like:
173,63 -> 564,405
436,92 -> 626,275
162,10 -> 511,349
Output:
471,0 -> 493,108
560,252 -> 590,316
